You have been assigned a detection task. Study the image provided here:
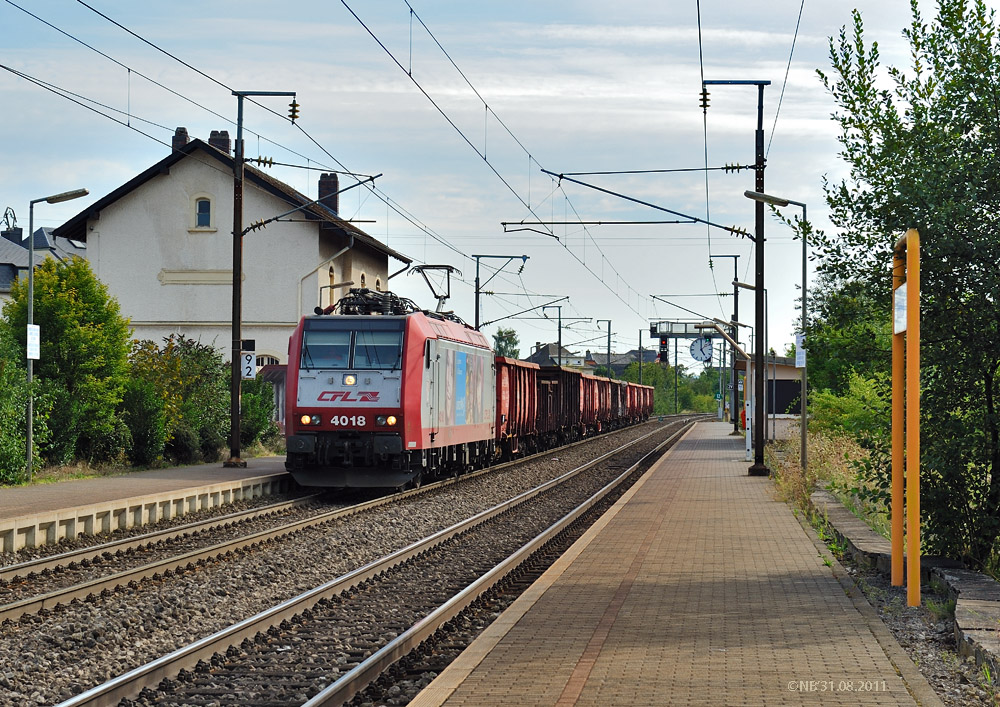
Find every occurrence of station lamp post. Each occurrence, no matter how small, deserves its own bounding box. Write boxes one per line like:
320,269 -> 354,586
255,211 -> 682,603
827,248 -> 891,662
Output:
25,187 -> 89,481
744,190 -> 808,474
734,281 -> 771,441
710,253 -> 741,435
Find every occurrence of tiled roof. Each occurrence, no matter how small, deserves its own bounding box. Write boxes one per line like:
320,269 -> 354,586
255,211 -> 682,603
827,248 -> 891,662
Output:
53,139 -> 410,264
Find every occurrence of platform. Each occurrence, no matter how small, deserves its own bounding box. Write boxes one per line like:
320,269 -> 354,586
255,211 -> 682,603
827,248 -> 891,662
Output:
0,458 -> 290,552
411,422 -> 942,706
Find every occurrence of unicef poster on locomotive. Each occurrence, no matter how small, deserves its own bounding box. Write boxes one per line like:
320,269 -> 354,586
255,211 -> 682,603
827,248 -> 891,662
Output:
455,351 -> 467,425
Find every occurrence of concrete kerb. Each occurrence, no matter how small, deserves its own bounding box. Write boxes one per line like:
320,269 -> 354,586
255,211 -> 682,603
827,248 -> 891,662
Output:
0,473 -> 291,552
810,489 -> 1000,679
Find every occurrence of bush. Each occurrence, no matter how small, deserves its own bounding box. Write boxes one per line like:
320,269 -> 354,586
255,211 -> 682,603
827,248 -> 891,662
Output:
41,380 -> 83,466
121,378 -> 166,466
79,415 -> 131,465
198,424 -> 225,463
166,424 -> 200,465
240,378 -> 275,447
129,335 -> 229,452
808,371 -> 890,445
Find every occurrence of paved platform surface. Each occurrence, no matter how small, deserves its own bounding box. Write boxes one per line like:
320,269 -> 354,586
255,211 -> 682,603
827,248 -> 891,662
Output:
0,457 -> 287,519
412,422 -> 939,706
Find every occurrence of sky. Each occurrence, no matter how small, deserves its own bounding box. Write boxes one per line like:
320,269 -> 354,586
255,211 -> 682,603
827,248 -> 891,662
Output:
0,0 -> 956,371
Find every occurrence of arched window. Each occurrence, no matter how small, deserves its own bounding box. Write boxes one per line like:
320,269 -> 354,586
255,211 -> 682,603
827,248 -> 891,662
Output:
360,272 -> 366,288
195,198 -> 211,228
375,278 -> 382,292
257,355 -> 280,367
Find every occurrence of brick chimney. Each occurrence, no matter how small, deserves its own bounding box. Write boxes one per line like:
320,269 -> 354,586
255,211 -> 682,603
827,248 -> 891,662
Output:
208,130 -> 231,154
172,127 -> 189,151
318,173 -> 340,214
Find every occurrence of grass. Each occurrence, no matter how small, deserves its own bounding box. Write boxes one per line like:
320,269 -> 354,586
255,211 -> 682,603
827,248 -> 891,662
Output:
766,422 -> 889,539
924,596 -> 956,621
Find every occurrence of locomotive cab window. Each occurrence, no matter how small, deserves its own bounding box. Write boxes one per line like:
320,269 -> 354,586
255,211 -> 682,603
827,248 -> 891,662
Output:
354,329 -> 402,370
301,330 -> 351,369
301,318 -> 404,371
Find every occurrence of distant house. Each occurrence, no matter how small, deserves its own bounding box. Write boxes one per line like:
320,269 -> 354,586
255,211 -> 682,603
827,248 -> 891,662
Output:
585,349 -> 656,377
0,226 -> 87,305
52,128 -> 411,365
524,342 -> 587,368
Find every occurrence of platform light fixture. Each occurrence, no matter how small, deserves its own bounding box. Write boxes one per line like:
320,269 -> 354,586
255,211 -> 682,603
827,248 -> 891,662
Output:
25,188 -> 89,482
744,190 -> 808,474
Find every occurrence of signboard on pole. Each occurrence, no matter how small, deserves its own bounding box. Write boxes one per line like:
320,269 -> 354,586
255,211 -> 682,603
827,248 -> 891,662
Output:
241,352 -> 256,380
893,282 -> 907,334
795,333 -> 806,368
26,324 -> 40,360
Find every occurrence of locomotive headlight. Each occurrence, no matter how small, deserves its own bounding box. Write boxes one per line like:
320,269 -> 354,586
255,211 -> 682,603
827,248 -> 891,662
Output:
343,374 -> 357,386
386,415 -> 397,426
375,415 -> 399,427
300,414 -> 321,426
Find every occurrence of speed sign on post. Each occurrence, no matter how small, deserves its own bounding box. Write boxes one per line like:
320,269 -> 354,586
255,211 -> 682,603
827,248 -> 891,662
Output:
241,352 -> 256,380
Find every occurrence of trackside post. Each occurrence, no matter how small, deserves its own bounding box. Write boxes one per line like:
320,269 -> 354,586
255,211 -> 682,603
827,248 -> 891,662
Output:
891,228 -> 920,606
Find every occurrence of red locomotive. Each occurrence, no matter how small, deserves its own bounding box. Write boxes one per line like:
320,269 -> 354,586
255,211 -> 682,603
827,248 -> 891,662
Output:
284,289 -> 653,488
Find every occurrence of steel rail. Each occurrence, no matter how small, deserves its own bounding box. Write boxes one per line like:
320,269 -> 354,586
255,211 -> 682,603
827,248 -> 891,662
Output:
2,418 -> 677,623
0,493 -> 325,583
304,421 -> 692,706
54,419 -> 693,707
4,415 -> 675,588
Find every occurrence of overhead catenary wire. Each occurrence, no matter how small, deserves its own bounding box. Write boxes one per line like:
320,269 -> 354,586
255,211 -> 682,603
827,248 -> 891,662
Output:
16,0 -> 551,307
342,0 -> 652,320
767,0 -> 806,158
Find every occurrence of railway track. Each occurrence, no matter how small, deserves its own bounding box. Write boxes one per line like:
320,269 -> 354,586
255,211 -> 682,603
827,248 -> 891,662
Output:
0,417 -> 691,627
54,417 -> 697,707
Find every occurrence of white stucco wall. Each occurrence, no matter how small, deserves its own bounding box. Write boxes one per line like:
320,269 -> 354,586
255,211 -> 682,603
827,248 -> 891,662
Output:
85,150 -> 391,363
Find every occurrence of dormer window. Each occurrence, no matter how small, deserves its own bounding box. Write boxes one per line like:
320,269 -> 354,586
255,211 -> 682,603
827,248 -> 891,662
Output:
196,198 -> 211,227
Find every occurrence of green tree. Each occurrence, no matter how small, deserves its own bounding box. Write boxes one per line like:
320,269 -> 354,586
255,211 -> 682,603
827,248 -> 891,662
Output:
805,272 -> 892,396
621,360 -> 715,414
129,335 -> 229,463
816,0 -> 1000,565
1,257 -> 131,464
492,327 -> 520,358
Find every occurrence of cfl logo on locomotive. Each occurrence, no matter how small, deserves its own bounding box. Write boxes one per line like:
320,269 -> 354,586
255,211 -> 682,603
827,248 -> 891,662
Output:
317,390 -> 380,402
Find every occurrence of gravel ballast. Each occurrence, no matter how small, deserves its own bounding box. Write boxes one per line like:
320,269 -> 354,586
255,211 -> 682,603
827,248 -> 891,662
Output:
0,420 -> 686,705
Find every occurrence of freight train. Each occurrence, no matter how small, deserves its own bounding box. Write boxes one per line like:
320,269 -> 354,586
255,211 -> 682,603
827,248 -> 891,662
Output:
284,288 -> 654,488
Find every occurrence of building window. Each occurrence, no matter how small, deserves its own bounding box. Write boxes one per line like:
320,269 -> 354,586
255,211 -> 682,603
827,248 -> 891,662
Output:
360,273 -> 366,288
196,198 -> 211,228
257,355 -> 280,367
375,278 -> 382,292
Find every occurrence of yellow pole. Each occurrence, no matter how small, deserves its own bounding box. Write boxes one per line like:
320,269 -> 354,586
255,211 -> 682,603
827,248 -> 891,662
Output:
891,250 -> 905,586
905,228 -> 920,607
